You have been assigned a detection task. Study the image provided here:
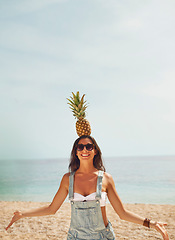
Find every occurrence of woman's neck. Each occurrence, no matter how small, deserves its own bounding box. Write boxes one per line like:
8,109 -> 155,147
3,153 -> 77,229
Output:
77,163 -> 97,174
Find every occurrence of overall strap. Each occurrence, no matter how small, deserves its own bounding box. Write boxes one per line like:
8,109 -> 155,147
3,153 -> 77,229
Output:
69,171 -> 75,200
96,170 -> 104,200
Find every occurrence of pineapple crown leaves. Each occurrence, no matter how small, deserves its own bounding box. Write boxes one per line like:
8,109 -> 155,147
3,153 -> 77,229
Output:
67,91 -> 89,119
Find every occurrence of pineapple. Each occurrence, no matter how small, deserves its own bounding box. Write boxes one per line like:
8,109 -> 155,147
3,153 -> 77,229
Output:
67,91 -> 91,136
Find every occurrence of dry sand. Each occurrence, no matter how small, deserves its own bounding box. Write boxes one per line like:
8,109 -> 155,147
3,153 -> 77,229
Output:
0,201 -> 174,240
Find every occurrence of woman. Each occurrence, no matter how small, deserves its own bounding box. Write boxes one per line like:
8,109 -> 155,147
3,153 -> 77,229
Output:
6,135 -> 169,239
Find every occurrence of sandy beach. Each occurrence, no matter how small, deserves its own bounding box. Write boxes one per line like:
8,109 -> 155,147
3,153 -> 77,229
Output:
0,201 -> 174,240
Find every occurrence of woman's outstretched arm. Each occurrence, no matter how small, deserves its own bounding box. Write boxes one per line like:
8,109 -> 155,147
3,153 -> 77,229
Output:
106,173 -> 169,240
6,173 -> 69,230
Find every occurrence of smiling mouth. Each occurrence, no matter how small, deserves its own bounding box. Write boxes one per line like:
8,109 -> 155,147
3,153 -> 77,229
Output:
81,154 -> 90,157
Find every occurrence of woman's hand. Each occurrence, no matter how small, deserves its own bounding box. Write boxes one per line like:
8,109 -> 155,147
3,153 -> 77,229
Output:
6,211 -> 23,231
5,174 -> 69,231
154,222 -> 169,240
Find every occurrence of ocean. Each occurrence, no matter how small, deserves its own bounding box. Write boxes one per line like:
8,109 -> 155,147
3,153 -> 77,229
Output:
0,156 -> 174,204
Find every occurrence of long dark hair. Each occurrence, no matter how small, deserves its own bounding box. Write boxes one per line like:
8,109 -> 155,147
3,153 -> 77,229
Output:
69,135 -> 106,172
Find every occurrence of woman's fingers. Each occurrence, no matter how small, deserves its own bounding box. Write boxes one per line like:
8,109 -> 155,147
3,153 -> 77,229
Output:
6,211 -> 22,231
6,223 -> 11,231
6,218 -> 14,231
155,222 -> 169,240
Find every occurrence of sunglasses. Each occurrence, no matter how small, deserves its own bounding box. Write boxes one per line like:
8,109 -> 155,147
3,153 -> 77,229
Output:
77,143 -> 94,151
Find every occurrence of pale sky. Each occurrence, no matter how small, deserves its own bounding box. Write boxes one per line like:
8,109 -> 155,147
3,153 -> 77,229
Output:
0,0 -> 175,160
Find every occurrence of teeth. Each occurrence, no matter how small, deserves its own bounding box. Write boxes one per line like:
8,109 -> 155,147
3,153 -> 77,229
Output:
82,154 -> 89,157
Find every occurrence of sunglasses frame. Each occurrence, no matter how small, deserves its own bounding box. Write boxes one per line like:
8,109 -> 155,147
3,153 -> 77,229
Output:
77,143 -> 94,151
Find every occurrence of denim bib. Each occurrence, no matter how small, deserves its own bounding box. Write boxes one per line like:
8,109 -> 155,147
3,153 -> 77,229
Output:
68,171 -> 115,240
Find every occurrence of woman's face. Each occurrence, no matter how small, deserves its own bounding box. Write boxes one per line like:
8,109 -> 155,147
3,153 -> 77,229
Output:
76,138 -> 96,162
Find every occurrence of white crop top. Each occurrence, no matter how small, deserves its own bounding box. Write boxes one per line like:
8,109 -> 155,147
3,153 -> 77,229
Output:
73,191 -> 107,207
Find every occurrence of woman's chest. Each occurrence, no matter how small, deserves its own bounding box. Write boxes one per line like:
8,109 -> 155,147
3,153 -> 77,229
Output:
74,174 -> 107,196
74,175 -> 97,195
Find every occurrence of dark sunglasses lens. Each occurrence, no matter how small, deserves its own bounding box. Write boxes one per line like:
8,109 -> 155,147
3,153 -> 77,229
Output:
77,144 -> 94,151
86,144 -> 93,151
77,144 -> 84,151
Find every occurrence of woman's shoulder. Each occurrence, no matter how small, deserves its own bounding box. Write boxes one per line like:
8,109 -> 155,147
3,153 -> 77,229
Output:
62,172 -> 71,180
103,172 -> 115,185
103,171 -> 113,180
60,172 -> 71,188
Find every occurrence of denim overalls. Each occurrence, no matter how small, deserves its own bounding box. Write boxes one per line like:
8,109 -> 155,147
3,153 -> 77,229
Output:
67,171 -> 115,240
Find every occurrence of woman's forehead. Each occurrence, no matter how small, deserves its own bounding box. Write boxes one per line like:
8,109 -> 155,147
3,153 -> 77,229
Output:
78,138 -> 93,144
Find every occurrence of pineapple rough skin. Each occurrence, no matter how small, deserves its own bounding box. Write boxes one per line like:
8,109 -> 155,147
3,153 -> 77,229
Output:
76,119 -> 91,137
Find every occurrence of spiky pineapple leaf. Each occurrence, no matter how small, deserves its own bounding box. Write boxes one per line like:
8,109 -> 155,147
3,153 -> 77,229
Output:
71,92 -> 79,106
67,98 -> 75,106
67,91 -> 89,120
67,102 -> 77,108
76,91 -> 80,101
80,94 -> 85,105
72,92 -> 76,99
